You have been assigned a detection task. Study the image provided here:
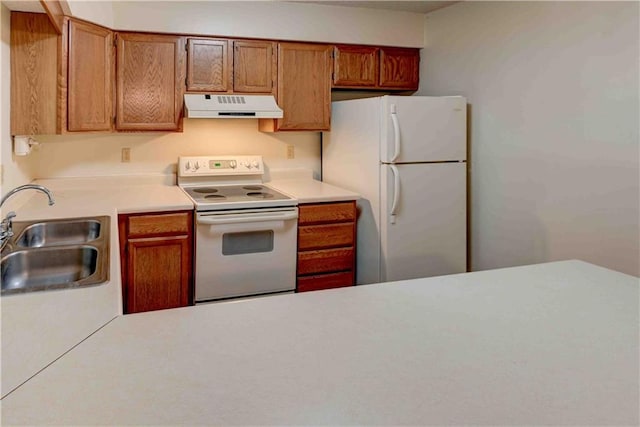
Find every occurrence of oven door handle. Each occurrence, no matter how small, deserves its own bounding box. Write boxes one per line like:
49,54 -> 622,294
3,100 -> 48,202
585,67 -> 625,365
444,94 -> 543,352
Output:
197,210 -> 298,225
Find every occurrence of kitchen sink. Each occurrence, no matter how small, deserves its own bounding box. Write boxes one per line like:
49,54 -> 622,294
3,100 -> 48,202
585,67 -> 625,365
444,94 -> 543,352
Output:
1,216 -> 110,295
14,219 -> 101,248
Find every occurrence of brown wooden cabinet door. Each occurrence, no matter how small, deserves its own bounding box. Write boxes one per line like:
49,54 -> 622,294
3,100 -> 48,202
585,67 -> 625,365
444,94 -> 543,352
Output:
262,42 -> 331,131
125,235 -> 191,313
67,20 -> 114,131
186,38 -> 230,92
116,33 -> 186,131
332,45 -> 379,88
10,12 -> 61,135
233,40 -> 276,93
379,47 -> 420,90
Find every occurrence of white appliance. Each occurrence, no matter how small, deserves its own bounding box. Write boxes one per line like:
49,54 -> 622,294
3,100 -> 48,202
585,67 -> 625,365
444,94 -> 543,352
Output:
184,94 -> 283,118
178,156 -> 298,302
322,95 -> 467,284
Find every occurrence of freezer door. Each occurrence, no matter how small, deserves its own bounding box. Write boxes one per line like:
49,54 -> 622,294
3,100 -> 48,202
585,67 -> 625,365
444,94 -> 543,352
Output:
381,96 -> 467,163
380,162 -> 467,282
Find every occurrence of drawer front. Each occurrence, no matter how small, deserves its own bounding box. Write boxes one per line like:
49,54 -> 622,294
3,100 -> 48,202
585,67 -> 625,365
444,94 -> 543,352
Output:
298,247 -> 354,275
297,271 -> 354,292
298,223 -> 354,250
128,211 -> 191,237
298,202 -> 356,225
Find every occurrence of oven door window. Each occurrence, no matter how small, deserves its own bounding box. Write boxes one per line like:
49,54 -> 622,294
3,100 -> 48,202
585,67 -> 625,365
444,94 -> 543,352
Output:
222,230 -> 274,255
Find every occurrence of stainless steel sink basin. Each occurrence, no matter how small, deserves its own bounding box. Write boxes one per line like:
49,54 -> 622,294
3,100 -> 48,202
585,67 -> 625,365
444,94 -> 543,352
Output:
1,216 -> 109,295
1,246 -> 101,292
14,219 -> 101,248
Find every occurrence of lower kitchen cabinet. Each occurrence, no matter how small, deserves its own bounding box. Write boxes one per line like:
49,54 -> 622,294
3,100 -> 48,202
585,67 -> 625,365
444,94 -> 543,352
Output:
296,201 -> 356,292
118,211 -> 193,314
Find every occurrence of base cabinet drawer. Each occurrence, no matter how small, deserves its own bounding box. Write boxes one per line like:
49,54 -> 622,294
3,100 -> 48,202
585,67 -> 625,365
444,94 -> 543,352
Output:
298,223 -> 355,250
298,247 -> 354,275
297,271 -> 354,292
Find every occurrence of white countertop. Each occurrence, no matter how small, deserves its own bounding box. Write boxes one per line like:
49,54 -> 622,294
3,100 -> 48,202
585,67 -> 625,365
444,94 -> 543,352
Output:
2,260 -> 638,425
0,175 -> 194,398
269,178 -> 359,203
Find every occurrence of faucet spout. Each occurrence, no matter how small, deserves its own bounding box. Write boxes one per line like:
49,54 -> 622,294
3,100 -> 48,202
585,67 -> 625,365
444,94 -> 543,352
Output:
1,184 -> 55,208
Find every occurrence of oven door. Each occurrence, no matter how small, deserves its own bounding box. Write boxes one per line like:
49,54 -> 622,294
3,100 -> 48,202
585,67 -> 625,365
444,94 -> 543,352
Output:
195,207 -> 298,302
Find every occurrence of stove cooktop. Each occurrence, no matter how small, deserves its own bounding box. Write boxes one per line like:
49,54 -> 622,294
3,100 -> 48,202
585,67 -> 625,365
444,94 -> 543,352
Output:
182,184 -> 297,211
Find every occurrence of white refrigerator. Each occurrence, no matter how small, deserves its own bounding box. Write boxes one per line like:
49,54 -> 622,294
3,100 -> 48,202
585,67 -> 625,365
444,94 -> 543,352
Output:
322,95 -> 467,284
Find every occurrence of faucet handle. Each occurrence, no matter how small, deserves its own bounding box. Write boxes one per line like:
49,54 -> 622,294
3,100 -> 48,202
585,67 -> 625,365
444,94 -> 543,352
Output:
5,211 -> 16,221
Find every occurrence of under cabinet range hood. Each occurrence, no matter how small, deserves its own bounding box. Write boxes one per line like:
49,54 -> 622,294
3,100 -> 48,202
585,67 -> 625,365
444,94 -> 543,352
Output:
184,94 -> 283,119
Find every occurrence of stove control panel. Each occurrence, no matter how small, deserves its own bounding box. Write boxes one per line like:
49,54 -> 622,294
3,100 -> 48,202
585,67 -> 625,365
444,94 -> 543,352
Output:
179,156 -> 264,176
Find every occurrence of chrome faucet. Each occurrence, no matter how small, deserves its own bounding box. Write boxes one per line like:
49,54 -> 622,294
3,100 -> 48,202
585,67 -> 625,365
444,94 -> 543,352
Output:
1,184 -> 55,248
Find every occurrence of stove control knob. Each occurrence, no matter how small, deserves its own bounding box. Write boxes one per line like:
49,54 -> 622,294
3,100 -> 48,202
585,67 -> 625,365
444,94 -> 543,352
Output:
185,161 -> 191,171
243,161 -> 251,169
252,161 -> 260,169
229,160 -> 237,169
194,161 -> 200,170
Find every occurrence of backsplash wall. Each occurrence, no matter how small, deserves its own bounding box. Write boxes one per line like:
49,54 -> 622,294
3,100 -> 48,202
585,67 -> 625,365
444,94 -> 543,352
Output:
31,119 -> 321,180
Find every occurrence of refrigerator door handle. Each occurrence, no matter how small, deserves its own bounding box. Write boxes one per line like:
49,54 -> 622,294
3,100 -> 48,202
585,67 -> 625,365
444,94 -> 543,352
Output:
390,104 -> 401,162
390,164 -> 400,224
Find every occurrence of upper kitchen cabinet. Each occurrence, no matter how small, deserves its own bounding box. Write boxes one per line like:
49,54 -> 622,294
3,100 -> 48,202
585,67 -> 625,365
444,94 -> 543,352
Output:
186,39 -> 276,94
332,45 -> 420,90
332,45 -> 379,88
186,38 -> 231,92
260,42 -> 332,132
116,33 -> 186,131
379,47 -> 420,90
233,40 -> 277,94
67,19 -> 114,132
10,12 -> 63,135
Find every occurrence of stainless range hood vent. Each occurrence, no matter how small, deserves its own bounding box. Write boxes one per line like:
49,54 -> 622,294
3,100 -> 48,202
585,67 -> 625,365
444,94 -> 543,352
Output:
184,94 -> 283,119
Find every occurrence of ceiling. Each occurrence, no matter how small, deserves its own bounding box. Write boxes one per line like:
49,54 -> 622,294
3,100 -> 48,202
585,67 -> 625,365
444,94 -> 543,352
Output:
2,0 -> 458,15
291,1 -> 459,14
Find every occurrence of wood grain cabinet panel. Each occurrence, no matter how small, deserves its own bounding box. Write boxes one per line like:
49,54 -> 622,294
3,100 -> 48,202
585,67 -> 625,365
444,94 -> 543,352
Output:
233,40 -> 276,93
379,47 -> 420,90
298,247 -> 355,275
332,45 -> 379,88
297,271 -> 354,293
119,210 -> 193,314
260,42 -> 331,132
126,236 -> 190,313
299,202 -> 357,225
10,12 -> 61,135
298,223 -> 355,251
127,212 -> 191,237
296,201 -> 356,292
116,33 -> 186,131
187,38 -> 230,92
67,19 -> 114,131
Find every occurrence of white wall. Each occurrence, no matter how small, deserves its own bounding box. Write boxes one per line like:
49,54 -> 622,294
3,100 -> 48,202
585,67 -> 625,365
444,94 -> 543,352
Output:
419,1 -> 639,276
0,3 -> 37,197
67,0 -> 113,28
111,1 -> 425,47
33,119 -> 321,180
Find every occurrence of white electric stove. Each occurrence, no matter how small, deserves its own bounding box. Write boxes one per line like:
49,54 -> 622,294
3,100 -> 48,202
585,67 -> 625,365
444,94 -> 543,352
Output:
178,156 -> 298,302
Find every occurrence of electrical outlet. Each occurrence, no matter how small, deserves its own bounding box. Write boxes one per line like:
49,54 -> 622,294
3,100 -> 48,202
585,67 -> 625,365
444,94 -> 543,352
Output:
121,147 -> 131,163
286,145 -> 295,159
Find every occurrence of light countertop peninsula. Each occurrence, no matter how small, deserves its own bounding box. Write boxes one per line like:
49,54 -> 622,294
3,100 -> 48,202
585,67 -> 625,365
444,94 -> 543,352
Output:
0,175 -> 193,398
2,260 -> 638,425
